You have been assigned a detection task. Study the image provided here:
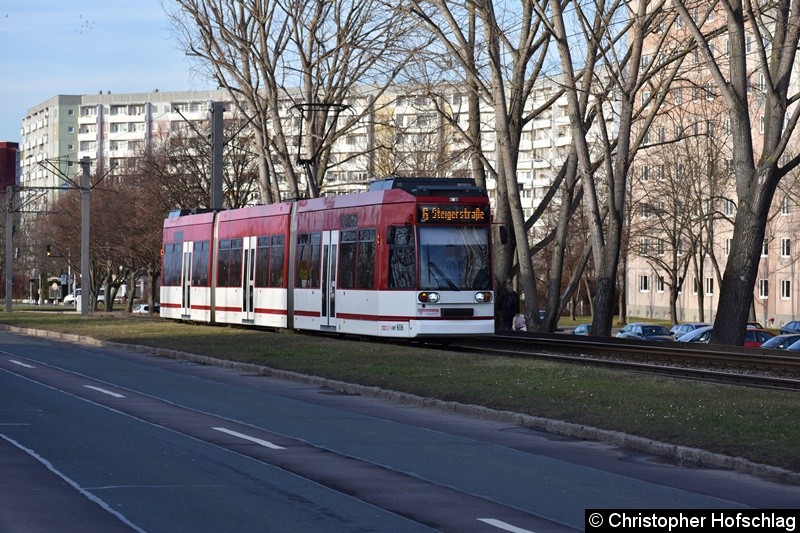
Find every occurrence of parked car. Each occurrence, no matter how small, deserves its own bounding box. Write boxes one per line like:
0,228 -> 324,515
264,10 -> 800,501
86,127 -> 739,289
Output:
784,339 -> 800,351
670,322 -> 710,339
64,288 -> 105,306
572,324 -> 590,336
779,320 -> 800,335
615,323 -> 673,341
759,333 -> 800,350
747,322 -> 764,329
743,328 -> 774,347
677,325 -> 713,343
63,289 -> 79,305
678,326 -> 774,347
133,303 -> 160,314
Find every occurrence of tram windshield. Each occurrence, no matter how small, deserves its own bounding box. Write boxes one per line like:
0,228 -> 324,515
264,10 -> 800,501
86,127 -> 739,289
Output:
418,226 -> 491,290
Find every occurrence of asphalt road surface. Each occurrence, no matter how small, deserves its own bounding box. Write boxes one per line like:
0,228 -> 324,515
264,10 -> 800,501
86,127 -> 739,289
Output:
1,330 -> 798,532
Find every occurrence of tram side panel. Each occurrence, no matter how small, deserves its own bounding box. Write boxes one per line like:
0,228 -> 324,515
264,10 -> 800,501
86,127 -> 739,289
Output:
161,211 -> 216,323
290,196 -> 384,336
213,203 -> 293,329
288,192 -> 495,338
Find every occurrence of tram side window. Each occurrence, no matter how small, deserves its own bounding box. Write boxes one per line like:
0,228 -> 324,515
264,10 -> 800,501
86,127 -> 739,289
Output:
228,239 -> 243,287
388,227 -> 415,289
356,229 -> 376,289
256,237 -> 270,287
191,241 -> 210,286
338,231 -> 357,289
217,240 -> 231,287
163,243 -> 182,286
270,235 -> 285,287
255,235 -> 286,288
338,229 -> 375,289
217,238 -> 243,287
295,233 -> 321,288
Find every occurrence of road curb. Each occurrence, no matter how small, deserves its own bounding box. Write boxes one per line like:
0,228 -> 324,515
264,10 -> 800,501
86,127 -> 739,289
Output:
5,324 -> 799,485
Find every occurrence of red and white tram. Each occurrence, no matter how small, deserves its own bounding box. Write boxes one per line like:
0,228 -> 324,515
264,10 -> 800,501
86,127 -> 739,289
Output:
160,177 -> 496,338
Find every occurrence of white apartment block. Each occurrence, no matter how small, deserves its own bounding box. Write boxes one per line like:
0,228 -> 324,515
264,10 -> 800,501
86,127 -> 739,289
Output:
20,82 -> 576,217
19,95 -> 82,207
20,90 -> 231,210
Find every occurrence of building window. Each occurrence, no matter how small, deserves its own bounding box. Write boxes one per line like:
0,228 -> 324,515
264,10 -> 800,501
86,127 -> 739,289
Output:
781,196 -> 790,215
657,239 -> 665,256
640,203 -> 651,218
762,239 -> 768,257
656,276 -> 665,293
724,238 -> 732,255
781,280 -> 791,299
781,238 -> 791,258
640,165 -> 649,182
758,279 -> 768,299
724,199 -> 735,216
639,238 -> 650,256
692,277 -> 699,295
639,275 -> 650,292
705,277 -> 714,295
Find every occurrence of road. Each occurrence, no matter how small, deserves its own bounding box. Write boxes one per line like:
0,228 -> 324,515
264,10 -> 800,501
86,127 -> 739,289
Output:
1,330 -> 798,532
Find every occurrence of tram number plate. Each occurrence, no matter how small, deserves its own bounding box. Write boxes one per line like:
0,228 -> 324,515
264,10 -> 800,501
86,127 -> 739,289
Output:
381,323 -> 406,332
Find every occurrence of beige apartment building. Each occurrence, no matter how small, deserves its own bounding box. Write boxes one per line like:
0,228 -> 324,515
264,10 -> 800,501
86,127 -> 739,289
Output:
626,4 -> 800,327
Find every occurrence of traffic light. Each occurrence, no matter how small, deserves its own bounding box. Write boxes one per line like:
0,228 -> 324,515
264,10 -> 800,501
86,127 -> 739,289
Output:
46,244 -> 51,257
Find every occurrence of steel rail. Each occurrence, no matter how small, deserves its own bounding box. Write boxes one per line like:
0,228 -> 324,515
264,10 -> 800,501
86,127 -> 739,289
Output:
444,332 -> 800,392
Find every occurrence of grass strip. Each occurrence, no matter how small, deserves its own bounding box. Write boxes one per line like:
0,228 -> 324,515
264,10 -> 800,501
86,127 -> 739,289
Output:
1,310 -> 798,472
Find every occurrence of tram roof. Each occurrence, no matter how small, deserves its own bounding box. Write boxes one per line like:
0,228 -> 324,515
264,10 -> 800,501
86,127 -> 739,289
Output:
368,177 -> 485,196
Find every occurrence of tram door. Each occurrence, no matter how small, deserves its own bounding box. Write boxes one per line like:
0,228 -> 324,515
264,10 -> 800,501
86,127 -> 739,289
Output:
181,241 -> 192,318
320,230 -> 339,331
242,236 -> 257,323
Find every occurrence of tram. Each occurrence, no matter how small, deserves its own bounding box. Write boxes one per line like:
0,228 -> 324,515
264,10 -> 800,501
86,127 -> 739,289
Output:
160,177 -> 497,338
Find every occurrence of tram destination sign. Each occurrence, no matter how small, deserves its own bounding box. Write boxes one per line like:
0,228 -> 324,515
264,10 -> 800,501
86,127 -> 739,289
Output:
417,205 -> 489,224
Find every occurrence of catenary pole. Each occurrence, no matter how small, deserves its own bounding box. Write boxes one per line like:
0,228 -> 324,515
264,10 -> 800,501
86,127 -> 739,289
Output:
80,157 -> 90,316
5,185 -> 13,312
210,101 -> 224,210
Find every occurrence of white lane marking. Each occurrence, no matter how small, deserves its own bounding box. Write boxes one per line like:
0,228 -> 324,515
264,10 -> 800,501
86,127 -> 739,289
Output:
83,385 -> 126,398
212,427 -> 285,450
478,518 -> 535,533
0,434 -> 145,532
9,360 -> 35,368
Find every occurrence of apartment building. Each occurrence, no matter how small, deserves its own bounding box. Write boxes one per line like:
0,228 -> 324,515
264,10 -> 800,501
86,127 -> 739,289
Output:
20,81 -> 573,214
20,90 -> 231,210
626,4 -> 800,326
19,95 -> 81,208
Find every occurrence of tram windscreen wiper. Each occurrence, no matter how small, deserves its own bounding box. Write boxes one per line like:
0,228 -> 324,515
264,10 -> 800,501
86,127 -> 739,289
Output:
428,261 -> 458,290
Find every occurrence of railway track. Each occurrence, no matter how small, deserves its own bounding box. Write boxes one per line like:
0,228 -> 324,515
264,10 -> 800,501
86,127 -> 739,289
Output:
446,331 -> 800,392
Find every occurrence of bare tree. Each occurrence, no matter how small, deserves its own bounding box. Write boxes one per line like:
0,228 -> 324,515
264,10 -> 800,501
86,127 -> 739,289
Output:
404,0 -> 567,330
143,115 -> 260,209
670,0 -> 800,345
166,0 -> 422,201
544,0 -> 696,335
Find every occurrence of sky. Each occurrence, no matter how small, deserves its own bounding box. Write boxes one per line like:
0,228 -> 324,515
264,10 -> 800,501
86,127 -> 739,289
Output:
0,0 -> 214,142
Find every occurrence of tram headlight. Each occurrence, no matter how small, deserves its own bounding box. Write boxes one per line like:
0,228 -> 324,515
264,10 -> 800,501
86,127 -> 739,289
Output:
418,292 -> 440,303
474,291 -> 493,303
